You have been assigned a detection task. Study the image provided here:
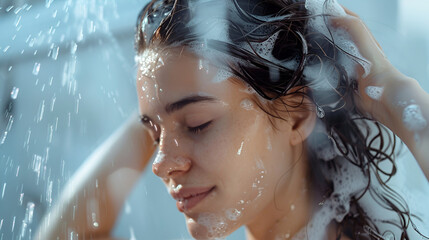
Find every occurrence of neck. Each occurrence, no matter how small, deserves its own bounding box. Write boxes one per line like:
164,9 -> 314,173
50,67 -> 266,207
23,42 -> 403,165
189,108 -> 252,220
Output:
244,160 -> 313,240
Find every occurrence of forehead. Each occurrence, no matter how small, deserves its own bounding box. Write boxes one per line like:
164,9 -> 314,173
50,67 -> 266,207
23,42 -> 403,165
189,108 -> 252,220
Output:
136,48 -> 240,113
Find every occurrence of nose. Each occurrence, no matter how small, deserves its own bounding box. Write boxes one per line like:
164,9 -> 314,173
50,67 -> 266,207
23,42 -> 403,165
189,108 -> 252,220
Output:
152,152 -> 192,179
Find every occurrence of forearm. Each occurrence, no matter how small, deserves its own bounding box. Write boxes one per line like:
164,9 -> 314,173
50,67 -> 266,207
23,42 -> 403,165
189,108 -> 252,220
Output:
331,9 -> 429,179
35,115 -> 155,239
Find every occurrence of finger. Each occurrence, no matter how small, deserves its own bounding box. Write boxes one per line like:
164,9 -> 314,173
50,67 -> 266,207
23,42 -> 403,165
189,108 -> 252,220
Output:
341,5 -> 359,18
339,5 -> 384,51
330,16 -> 386,67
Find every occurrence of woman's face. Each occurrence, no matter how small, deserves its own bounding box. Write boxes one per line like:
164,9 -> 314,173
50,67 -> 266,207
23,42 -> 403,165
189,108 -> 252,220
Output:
136,48 -> 310,239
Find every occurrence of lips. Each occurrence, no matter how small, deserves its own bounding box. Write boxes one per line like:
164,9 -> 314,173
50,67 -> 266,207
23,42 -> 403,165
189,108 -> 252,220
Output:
170,186 -> 215,212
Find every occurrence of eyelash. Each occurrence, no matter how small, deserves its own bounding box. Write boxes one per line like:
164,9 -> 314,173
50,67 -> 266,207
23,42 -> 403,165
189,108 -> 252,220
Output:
188,121 -> 213,134
141,117 -> 212,144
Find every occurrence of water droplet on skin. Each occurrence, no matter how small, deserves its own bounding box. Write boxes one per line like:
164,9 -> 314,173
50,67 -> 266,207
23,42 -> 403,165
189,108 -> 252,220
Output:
172,184 -> 183,193
153,152 -> 165,169
240,99 -> 253,110
237,141 -> 244,155
199,59 -> 204,70
225,208 -> 241,221
69,231 -> 78,240
266,136 -> 272,150
187,218 -> 196,224
198,58 -> 210,73
10,87 -> 19,99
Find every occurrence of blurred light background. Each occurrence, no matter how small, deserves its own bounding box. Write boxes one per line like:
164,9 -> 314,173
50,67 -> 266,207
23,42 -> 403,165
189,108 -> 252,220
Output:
0,0 -> 427,239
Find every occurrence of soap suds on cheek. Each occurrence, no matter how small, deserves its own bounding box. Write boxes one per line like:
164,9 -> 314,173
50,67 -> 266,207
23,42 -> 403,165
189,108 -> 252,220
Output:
240,99 -> 254,111
224,208 -> 242,221
196,212 -> 228,239
251,157 -> 266,200
194,157 -> 266,238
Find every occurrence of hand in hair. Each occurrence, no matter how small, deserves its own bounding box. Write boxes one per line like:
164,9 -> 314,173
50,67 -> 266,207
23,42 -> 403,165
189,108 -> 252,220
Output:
332,7 -> 429,179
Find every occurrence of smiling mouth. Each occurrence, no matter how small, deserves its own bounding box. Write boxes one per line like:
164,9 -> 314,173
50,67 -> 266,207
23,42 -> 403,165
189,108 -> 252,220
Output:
175,187 -> 215,212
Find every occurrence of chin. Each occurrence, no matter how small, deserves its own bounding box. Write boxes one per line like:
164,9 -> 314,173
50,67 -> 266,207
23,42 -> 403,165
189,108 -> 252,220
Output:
185,214 -> 236,240
186,219 -> 210,239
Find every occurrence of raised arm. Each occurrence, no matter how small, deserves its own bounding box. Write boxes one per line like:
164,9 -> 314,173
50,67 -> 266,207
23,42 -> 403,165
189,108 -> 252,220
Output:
332,8 -> 429,180
35,114 -> 156,239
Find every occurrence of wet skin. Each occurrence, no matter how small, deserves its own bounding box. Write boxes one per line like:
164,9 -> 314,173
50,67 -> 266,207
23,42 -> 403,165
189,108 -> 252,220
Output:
136,48 -> 316,239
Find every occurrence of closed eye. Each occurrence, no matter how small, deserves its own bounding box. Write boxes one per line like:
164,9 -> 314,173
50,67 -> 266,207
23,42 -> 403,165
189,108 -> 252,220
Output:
188,121 -> 212,134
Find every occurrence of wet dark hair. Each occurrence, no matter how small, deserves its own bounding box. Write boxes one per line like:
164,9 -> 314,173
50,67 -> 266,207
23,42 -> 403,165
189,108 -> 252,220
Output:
135,0 -> 425,239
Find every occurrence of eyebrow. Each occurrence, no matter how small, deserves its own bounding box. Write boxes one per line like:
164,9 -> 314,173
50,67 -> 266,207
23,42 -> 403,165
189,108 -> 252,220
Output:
165,95 -> 218,114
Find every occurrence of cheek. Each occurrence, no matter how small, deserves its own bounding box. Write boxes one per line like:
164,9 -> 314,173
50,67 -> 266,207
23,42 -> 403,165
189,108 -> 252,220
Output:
185,113 -> 290,237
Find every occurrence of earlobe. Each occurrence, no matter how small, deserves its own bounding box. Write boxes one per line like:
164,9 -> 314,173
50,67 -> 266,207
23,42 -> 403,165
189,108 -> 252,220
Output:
289,102 -> 317,146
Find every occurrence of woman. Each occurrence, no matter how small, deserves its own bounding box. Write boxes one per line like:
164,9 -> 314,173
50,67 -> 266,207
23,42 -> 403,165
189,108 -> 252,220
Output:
36,0 -> 429,239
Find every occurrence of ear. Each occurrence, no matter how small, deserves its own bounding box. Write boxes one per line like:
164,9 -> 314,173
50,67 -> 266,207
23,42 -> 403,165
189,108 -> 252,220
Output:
285,93 -> 317,146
